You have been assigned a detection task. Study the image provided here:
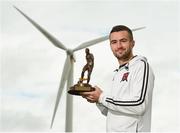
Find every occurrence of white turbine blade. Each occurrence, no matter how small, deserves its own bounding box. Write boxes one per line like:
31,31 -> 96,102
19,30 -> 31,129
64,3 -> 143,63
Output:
13,6 -> 67,51
132,26 -> 146,31
73,26 -> 145,52
50,55 -> 71,128
73,35 -> 109,52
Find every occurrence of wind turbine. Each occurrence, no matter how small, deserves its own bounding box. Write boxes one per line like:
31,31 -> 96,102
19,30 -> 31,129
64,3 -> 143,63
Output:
13,6 -> 145,132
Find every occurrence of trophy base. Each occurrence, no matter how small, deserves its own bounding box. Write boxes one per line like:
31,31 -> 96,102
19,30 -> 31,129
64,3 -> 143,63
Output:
68,83 -> 95,96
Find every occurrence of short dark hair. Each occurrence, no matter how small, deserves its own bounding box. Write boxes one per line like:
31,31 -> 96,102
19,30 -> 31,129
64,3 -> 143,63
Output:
110,25 -> 133,40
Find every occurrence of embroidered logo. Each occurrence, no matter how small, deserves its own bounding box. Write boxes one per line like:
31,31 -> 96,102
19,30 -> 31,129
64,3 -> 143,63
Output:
121,72 -> 129,82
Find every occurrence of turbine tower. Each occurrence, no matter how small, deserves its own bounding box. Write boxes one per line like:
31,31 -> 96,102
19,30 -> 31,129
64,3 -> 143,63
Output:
13,6 -> 145,132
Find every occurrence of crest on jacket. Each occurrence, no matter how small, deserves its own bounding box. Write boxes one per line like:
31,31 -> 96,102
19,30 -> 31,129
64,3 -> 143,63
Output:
121,72 -> 129,82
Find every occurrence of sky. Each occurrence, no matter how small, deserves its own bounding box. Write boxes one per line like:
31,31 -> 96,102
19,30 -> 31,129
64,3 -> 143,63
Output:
1,0 -> 180,132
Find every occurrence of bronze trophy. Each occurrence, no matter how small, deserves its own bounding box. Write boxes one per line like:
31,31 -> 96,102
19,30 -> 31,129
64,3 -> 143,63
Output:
68,48 -> 95,96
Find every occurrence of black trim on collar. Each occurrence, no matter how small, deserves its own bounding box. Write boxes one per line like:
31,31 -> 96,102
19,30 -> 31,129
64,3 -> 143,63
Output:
114,55 -> 137,72
114,63 -> 128,72
119,63 -> 127,69
114,63 -> 127,72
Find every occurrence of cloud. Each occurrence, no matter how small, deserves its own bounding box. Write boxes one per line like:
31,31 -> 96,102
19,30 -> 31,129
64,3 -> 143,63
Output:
1,110 -> 48,131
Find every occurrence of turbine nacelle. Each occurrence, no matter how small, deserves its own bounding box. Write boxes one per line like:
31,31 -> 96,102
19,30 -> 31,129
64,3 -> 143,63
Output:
66,49 -> 73,55
66,49 -> 76,62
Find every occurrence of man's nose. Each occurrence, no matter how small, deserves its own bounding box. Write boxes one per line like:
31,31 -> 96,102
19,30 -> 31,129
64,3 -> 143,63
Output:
117,41 -> 122,48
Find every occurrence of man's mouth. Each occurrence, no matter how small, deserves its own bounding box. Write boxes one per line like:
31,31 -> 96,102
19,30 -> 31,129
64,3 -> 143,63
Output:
116,49 -> 124,54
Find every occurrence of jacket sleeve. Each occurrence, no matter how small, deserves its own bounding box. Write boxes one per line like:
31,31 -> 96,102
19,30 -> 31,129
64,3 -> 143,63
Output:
96,103 -> 108,116
98,60 -> 154,116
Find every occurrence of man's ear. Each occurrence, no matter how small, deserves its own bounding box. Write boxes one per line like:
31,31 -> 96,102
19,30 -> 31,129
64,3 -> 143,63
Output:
131,40 -> 135,48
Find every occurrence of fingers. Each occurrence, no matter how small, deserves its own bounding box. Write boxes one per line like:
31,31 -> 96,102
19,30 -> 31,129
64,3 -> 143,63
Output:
87,99 -> 95,103
80,92 -> 95,103
80,91 -> 94,99
80,86 -> 102,103
82,94 -> 93,100
80,91 -> 93,95
86,96 -> 96,103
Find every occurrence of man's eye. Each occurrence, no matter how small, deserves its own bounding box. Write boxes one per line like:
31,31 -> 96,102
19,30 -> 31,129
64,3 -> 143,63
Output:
121,39 -> 128,42
111,41 -> 117,44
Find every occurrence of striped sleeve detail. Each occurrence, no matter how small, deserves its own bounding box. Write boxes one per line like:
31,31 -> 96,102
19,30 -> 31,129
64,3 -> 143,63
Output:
105,60 -> 149,106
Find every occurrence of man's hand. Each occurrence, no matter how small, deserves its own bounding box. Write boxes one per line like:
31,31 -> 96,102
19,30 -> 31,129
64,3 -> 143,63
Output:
80,86 -> 102,103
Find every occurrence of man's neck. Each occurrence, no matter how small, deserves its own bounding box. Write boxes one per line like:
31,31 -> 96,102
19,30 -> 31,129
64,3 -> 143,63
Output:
118,54 -> 134,66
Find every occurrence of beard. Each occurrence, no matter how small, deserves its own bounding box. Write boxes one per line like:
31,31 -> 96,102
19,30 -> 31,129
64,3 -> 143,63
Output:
113,48 -> 132,61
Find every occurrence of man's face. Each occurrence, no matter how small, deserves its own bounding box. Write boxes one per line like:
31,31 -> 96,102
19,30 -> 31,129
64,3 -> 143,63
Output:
109,31 -> 134,61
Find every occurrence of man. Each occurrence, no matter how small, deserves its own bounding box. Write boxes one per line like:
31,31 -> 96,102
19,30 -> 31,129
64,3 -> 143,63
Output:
80,48 -> 94,84
81,25 -> 155,132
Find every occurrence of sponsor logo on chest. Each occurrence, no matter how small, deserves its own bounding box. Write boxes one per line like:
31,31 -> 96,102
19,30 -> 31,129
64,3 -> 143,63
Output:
121,72 -> 129,82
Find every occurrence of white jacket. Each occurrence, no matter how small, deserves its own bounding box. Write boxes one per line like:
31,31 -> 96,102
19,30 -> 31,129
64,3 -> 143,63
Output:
97,55 -> 155,132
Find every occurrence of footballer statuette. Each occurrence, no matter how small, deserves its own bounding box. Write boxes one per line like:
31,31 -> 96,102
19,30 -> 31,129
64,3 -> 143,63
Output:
68,48 -> 95,95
